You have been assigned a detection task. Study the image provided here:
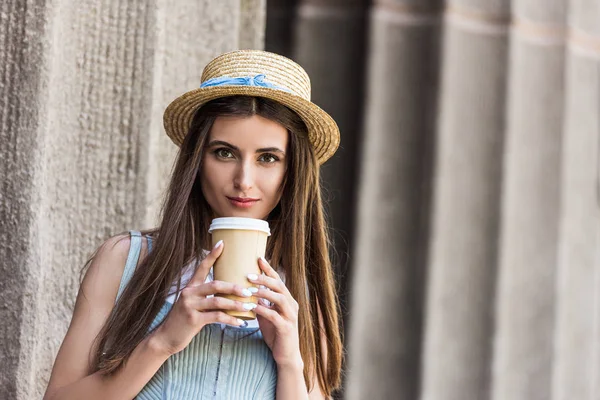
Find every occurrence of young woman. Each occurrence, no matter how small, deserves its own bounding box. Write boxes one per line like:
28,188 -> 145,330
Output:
44,50 -> 343,400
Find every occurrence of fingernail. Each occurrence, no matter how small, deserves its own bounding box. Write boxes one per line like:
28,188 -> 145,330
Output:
259,256 -> 267,264
213,240 -> 223,250
241,288 -> 252,297
259,298 -> 271,307
247,273 -> 258,281
237,319 -> 247,327
248,287 -> 258,294
242,303 -> 257,310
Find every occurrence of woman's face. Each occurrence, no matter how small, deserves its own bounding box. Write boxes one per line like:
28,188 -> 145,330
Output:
200,114 -> 289,220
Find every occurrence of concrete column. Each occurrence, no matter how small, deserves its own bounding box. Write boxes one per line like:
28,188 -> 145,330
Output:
552,1 -> 600,399
143,0 -> 246,228
27,3 -> 157,397
347,1 -> 441,399
240,0 -> 266,49
265,0 -> 298,57
0,0 -> 49,397
0,1 -> 265,398
490,1 -> 567,399
293,0 -> 369,349
421,1 -> 510,399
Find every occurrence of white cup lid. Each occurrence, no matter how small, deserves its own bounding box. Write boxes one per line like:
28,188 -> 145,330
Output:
208,217 -> 271,236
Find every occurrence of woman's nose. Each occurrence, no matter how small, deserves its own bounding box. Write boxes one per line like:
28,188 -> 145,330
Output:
233,161 -> 254,191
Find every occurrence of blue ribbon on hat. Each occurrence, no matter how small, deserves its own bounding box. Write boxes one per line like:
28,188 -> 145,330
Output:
200,74 -> 291,93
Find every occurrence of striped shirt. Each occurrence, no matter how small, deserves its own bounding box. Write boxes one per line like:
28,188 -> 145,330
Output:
116,231 -> 277,399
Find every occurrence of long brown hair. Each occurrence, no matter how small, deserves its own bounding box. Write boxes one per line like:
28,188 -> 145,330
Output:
86,96 -> 343,395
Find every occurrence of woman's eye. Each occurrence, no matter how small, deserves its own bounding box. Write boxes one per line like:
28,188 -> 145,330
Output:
259,153 -> 279,163
214,148 -> 234,159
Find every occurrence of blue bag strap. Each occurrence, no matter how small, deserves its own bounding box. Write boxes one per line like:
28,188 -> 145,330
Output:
116,231 -> 143,303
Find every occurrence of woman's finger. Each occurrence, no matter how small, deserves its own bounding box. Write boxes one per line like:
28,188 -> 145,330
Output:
253,288 -> 296,318
257,256 -> 281,280
254,288 -> 285,305
254,302 -> 287,327
247,272 -> 288,296
258,298 -> 272,307
183,280 -> 252,299
202,311 -> 247,328
187,240 -> 224,287
196,296 -> 257,313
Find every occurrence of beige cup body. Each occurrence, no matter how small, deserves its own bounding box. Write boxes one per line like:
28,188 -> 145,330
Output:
212,229 -> 268,320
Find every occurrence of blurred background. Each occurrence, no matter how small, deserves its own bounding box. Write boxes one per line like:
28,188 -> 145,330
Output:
1,0 -> 599,399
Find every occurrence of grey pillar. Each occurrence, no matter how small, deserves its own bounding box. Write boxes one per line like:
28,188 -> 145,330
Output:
0,0 -> 48,397
0,1 -> 265,398
293,0 -> 368,337
490,1 -> 567,399
143,0 -> 248,227
552,1 -> 600,399
347,1 -> 441,399
265,0 -> 299,57
240,0 -> 267,49
421,1 -> 510,399
293,7 -> 369,395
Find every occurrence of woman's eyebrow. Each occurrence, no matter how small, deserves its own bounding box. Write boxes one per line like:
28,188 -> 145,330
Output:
256,147 -> 285,155
207,140 -> 238,150
207,140 -> 285,155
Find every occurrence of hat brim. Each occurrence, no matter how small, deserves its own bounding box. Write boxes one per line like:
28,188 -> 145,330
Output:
163,86 -> 340,165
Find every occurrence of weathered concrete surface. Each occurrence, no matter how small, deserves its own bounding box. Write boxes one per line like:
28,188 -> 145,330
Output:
0,1 -> 265,398
420,2 -> 510,399
0,0 -> 49,398
265,0 -> 298,57
143,0 -> 249,229
293,0 -> 368,358
552,2 -> 600,399
292,1 -> 369,398
263,1 -> 600,399
347,1 -> 442,399
240,0 -> 266,49
491,1 -> 566,397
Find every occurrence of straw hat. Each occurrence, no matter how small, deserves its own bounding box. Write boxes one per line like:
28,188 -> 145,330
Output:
163,50 -> 340,165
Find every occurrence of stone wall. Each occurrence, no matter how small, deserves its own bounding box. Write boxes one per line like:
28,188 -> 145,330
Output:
0,1 -> 265,398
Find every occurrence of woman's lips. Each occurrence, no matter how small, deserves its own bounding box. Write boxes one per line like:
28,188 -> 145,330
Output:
227,196 -> 259,208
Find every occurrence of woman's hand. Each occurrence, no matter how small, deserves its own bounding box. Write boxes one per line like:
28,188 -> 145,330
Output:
151,241 -> 255,355
249,257 -> 303,368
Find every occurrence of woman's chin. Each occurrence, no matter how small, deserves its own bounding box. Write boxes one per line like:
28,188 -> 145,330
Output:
211,203 -> 271,220
217,210 -> 261,219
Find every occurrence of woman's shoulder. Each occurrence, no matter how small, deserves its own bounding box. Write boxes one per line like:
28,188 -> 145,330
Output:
81,232 -> 150,304
97,231 -> 152,265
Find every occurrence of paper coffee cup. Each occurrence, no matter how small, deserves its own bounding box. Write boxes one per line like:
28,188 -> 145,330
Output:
208,217 -> 271,320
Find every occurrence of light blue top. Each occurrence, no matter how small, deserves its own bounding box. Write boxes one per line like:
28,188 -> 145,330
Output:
118,231 -> 277,399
